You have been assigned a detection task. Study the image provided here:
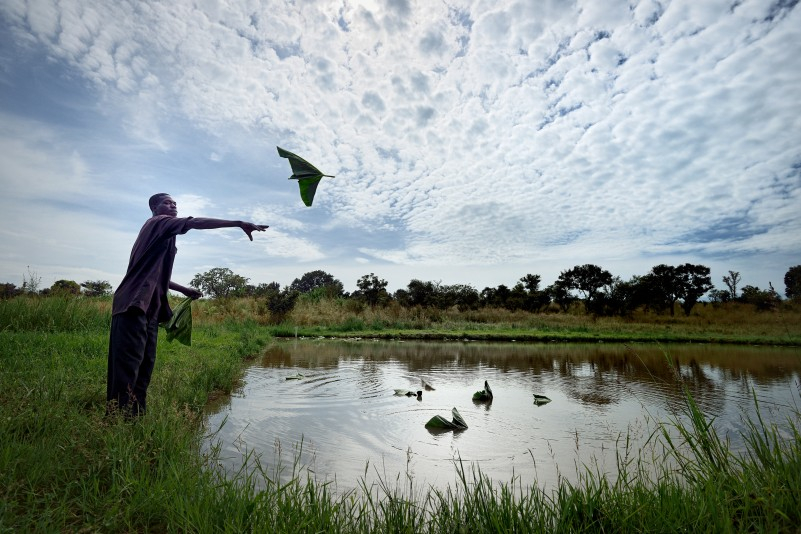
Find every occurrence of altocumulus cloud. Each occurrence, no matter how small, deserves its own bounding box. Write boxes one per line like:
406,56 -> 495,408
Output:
0,0 -> 799,293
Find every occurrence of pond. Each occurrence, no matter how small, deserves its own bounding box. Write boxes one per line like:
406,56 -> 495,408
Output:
204,339 -> 801,493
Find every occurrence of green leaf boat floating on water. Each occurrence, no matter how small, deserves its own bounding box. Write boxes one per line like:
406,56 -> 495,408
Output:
425,407 -> 468,430
394,389 -> 422,398
472,380 -> 493,402
533,394 -> 551,406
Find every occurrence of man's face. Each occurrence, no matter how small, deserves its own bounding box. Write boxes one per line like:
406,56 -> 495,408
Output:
153,196 -> 177,217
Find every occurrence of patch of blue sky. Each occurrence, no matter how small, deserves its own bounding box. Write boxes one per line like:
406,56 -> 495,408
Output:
673,216 -> 771,245
0,50 -> 94,129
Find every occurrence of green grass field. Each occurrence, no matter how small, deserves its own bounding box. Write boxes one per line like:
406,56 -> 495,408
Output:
161,293 -> 801,345
1,296 -> 800,532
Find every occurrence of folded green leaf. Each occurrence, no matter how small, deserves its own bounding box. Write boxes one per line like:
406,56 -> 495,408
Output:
533,394 -> 551,406
161,297 -> 193,346
472,380 -> 493,401
277,146 -> 334,207
425,407 -> 468,430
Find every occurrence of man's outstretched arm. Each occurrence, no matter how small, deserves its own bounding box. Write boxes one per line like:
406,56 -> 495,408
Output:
169,281 -> 202,299
185,218 -> 268,241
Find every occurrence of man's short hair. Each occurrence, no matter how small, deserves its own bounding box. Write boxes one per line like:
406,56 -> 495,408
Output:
148,193 -> 171,213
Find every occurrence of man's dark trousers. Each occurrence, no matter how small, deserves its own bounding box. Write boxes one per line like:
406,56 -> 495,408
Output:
107,308 -> 159,416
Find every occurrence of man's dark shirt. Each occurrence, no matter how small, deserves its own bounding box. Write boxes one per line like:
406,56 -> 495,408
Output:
112,215 -> 193,322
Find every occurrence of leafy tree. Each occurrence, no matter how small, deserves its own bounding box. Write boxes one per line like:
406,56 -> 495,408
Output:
393,288 -> 411,307
430,281 -> 454,308
289,270 -> 344,297
190,267 -> 249,299
354,273 -> 389,307
621,275 -> 662,314
641,264 -> 681,315
479,287 -> 498,307
601,276 -> 642,317
507,283 -> 527,311
1,283 -> 21,299
518,274 -> 550,312
707,289 -> 730,306
251,282 -> 281,298
546,280 -> 575,312
260,284 -> 298,324
556,264 -> 613,314
480,284 -> 511,308
396,279 -> 479,310
784,265 -> 801,300
722,271 -> 741,301
495,284 -> 512,308
676,263 -> 713,316
402,279 -> 437,308
740,284 -> 780,311
520,274 -> 542,293
81,280 -> 113,297
49,280 -> 81,296
441,283 -> 480,311
506,275 -> 549,312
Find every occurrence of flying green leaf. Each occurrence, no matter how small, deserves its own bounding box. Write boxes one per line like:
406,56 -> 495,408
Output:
161,297 -> 193,346
277,146 -> 334,207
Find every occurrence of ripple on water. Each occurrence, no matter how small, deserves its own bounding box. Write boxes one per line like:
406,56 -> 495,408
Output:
204,340 -> 801,493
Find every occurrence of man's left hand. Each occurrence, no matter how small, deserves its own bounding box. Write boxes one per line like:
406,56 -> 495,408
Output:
184,288 -> 203,299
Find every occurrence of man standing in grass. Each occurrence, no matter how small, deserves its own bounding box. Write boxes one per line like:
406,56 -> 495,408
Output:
107,193 -> 268,416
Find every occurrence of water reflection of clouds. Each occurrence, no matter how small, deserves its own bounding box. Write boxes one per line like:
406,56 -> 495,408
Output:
204,340 -> 801,493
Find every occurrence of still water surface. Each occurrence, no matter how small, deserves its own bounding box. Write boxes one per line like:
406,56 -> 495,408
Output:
204,340 -> 800,492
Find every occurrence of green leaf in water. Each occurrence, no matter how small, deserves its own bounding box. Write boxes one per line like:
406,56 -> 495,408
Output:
425,407 -> 468,430
533,394 -> 551,406
472,380 -> 493,401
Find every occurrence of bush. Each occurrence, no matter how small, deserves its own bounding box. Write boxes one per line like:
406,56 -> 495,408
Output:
262,288 -> 298,324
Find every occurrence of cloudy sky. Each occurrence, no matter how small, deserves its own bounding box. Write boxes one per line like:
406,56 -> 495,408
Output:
1,0 -> 799,295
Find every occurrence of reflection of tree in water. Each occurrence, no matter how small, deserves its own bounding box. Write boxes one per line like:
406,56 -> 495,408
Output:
675,358 -> 724,416
556,353 -> 617,407
354,357 -> 384,399
256,339 -> 799,412
260,345 -> 293,367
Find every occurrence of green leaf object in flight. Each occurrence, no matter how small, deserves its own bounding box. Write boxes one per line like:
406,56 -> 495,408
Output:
277,146 -> 334,207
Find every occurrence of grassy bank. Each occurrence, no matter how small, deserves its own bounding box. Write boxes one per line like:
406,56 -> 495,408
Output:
186,295 -> 801,345
6,294 -> 797,345
1,296 -> 800,531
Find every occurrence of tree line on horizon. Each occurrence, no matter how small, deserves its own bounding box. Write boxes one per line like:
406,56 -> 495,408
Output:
4,264 -> 799,318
